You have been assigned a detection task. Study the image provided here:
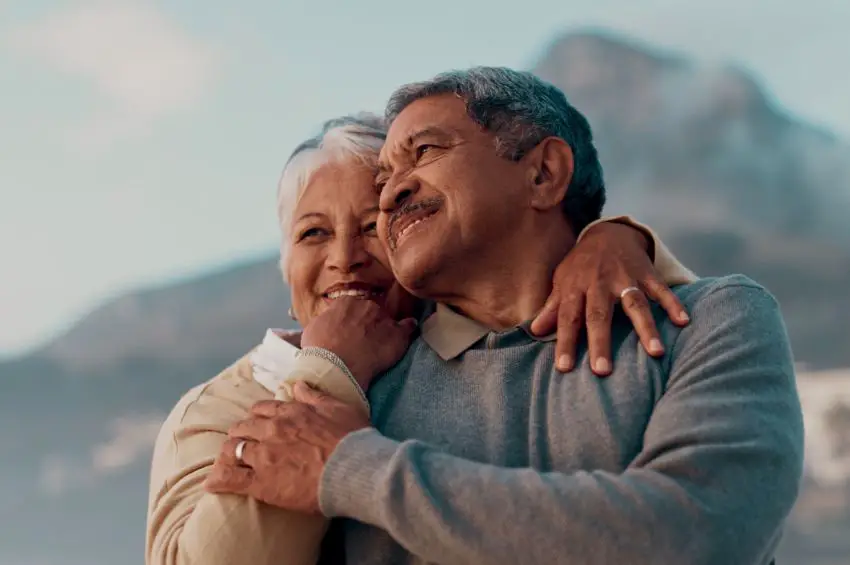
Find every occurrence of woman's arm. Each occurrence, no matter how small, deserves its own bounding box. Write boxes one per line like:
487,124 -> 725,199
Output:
146,353 -> 356,565
534,215 -> 697,375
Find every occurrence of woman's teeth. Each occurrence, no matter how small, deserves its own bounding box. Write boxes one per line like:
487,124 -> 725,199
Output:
326,289 -> 381,299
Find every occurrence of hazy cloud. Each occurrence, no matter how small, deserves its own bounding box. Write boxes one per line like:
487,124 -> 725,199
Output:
91,412 -> 166,471
39,411 -> 165,495
6,0 -> 219,151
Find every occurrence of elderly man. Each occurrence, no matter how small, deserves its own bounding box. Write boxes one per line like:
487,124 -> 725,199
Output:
208,67 -> 804,565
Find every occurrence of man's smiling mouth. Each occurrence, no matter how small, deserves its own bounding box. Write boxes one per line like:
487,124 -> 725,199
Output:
388,198 -> 442,250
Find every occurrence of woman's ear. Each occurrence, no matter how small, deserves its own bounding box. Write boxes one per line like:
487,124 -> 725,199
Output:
524,137 -> 574,211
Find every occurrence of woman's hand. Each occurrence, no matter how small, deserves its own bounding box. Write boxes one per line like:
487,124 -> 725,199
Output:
530,222 -> 690,376
300,297 -> 418,389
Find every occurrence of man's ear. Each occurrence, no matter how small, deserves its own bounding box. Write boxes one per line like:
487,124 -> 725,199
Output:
523,137 -> 574,211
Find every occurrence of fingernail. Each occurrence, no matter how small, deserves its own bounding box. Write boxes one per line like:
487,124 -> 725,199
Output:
678,311 -> 690,323
649,338 -> 664,355
558,354 -> 572,371
594,357 -> 610,374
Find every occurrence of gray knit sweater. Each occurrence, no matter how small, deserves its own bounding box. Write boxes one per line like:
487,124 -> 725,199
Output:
319,275 -> 805,565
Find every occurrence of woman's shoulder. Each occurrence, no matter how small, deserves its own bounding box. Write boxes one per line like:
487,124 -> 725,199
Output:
149,351 -> 273,479
154,351 -> 270,455
168,351 -> 272,433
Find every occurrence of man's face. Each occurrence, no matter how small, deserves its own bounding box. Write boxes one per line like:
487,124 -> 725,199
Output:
376,94 -> 530,293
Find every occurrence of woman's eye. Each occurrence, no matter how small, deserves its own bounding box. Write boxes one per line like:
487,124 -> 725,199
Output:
363,221 -> 378,235
298,227 -> 325,241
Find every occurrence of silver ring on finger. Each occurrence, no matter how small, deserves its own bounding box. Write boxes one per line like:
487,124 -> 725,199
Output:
234,440 -> 248,464
619,286 -> 642,301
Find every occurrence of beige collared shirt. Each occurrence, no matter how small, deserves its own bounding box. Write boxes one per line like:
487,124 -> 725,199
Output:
145,215 -> 697,565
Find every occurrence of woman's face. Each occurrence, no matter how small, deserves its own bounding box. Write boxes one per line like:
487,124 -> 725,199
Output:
286,159 -> 418,326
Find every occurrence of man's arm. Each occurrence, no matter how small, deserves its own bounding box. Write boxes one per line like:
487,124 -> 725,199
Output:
319,278 -> 805,565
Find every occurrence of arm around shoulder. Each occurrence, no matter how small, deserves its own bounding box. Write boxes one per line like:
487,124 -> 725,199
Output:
580,215 -> 698,285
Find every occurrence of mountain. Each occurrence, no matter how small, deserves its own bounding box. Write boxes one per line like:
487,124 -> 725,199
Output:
2,29 -> 849,565
39,255 -> 292,374
534,30 -> 850,369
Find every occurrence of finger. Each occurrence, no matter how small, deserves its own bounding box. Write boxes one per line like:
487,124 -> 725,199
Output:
396,317 -> 419,338
218,437 -> 258,467
643,277 -> 690,326
585,291 -> 614,376
251,399 -> 290,418
292,381 -> 358,423
205,463 -> 255,494
292,380 -> 332,406
620,287 -> 665,357
554,293 -> 583,372
228,417 -> 269,440
529,293 -> 558,336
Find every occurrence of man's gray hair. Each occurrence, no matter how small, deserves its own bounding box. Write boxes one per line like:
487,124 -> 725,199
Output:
277,113 -> 387,282
385,66 -> 605,233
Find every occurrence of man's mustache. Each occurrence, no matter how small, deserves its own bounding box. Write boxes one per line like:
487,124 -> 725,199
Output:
386,197 -> 443,249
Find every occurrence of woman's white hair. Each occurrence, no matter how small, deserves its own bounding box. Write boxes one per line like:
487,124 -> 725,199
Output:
277,113 -> 388,282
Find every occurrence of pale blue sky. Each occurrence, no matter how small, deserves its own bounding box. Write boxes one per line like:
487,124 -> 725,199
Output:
2,0 -> 849,356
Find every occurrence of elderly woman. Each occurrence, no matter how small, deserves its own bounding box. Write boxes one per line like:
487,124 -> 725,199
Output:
145,113 -> 694,565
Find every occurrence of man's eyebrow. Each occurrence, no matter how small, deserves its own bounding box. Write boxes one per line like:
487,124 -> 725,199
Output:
405,126 -> 452,146
376,126 -> 455,177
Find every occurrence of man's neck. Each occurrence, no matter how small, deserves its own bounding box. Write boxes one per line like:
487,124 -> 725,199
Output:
432,220 -> 576,331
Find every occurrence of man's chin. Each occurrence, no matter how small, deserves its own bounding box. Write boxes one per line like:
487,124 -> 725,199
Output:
390,250 -> 443,296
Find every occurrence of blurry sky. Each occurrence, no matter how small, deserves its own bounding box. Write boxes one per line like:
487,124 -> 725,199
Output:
1,0 -> 849,356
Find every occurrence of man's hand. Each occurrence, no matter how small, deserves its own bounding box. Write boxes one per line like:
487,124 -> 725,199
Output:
530,221 -> 689,376
301,297 -> 418,389
205,381 -> 370,514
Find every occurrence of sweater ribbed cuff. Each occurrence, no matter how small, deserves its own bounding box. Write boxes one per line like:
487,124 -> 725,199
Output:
318,428 -> 400,525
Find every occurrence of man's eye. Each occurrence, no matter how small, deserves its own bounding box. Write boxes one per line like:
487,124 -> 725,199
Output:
415,144 -> 435,159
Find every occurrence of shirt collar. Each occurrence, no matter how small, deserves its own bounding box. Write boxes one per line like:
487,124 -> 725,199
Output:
421,302 -> 556,361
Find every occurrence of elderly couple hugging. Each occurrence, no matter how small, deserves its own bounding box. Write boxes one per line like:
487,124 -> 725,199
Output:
146,67 -> 804,565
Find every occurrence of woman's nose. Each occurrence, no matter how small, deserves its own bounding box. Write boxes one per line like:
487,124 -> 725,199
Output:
327,236 -> 371,273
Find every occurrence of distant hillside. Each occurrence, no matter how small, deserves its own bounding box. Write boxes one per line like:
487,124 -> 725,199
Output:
533,30 -> 850,369
1,29 -> 848,565
39,254 -> 293,373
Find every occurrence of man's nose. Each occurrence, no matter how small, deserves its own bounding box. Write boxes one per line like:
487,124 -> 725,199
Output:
327,236 -> 371,273
379,177 -> 419,212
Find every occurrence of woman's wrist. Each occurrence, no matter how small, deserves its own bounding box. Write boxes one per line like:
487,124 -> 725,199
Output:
297,347 -> 370,405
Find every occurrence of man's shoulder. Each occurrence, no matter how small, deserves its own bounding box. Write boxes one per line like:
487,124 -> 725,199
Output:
664,274 -> 790,353
670,274 -> 777,311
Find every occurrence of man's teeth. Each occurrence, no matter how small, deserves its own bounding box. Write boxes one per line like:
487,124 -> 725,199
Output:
326,289 -> 381,299
398,217 -> 430,240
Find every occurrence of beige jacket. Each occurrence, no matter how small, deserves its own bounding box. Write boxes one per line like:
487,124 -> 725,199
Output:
145,216 -> 697,565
